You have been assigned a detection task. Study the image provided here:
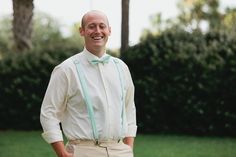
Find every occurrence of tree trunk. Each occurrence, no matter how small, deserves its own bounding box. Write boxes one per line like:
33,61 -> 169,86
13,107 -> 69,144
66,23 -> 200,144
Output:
13,0 -> 34,52
121,0 -> 130,56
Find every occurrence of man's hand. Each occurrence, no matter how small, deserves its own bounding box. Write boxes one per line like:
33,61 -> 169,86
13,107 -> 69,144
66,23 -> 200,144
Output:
123,137 -> 134,149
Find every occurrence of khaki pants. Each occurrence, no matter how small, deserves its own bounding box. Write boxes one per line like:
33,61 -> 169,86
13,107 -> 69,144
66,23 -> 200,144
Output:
66,140 -> 133,157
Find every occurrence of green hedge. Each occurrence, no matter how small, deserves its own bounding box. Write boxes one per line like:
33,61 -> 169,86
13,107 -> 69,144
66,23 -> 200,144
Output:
0,48 -> 80,130
123,30 -> 236,136
1,30 -> 236,136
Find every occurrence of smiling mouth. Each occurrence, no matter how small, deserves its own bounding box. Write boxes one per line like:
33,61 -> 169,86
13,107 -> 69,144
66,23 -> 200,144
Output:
92,36 -> 103,40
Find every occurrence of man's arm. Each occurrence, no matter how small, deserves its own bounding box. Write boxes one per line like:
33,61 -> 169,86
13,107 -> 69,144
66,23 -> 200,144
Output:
122,64 -> 137,149
40,66 -> 71,156
51,141 -> 73,157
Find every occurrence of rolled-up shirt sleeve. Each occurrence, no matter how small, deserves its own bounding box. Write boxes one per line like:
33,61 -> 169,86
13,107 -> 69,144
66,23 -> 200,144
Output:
40,65 -> 69,143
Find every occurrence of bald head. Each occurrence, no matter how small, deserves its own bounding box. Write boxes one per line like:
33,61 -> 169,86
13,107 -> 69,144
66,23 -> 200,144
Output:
81,10 -> 109,28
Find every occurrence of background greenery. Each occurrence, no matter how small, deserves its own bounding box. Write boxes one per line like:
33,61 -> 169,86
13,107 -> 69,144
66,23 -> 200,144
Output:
0,131 -> 236,157
122,29 -> 236,136
1,1 -> 236,157
0,0 -> 236,137
0,47 -> 79,130
1,29 -> 236,136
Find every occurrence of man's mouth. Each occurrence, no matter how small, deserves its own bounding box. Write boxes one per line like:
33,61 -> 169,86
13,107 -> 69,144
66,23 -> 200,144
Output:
92,36 -> 103,40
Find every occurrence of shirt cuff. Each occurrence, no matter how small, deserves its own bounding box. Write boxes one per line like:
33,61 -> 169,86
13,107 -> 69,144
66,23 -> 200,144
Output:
41,130 -> 63,144
125,126 -> 137,137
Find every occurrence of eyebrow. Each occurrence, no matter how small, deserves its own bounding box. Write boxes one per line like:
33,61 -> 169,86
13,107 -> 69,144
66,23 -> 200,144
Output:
87,23 -> 107,26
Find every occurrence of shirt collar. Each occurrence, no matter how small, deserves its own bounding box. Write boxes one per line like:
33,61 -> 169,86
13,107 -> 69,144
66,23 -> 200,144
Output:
82,48 -> 110,64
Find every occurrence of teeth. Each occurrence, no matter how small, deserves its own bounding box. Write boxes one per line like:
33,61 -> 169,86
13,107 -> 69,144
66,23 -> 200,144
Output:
93,36 -> 102,40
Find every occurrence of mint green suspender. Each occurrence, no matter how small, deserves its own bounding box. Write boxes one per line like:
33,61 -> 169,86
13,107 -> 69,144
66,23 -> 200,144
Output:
73,57 -> 125,143
73,60 -> 99,142
113,59 -> 126,136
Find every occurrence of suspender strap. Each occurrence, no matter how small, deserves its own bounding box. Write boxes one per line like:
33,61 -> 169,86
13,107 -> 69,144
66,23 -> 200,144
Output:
113,58 -> 125,134
73,60 -> 99,141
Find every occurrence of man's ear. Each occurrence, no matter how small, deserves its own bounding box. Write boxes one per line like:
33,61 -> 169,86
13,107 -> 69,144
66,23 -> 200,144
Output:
79,27 -> 84,36
108,26 -> 111,36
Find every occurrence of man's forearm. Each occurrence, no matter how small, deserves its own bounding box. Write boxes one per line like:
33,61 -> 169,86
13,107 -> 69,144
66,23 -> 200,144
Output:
51,141 -> 72,157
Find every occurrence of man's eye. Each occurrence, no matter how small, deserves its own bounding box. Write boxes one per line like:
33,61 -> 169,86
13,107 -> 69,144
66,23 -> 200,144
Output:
88,25 -> 95,29
100,25 -> 106,29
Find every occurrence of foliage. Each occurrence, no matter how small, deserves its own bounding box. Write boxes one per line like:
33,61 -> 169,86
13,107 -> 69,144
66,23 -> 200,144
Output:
222,8 -> 236,33
142,0 -> 236,39
0,47 -> 80,130
0,15 -> 14,56
0,12 -> 83,57
123,29 -> 236,136
176,0 -> 221,31
32,12 -> 83,52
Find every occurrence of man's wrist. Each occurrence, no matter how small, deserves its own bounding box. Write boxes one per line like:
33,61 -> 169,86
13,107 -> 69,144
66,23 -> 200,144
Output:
51,141 -> 67,157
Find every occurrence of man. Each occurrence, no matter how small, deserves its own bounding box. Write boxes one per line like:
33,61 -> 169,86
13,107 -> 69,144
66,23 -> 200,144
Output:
40,10 -> 137,157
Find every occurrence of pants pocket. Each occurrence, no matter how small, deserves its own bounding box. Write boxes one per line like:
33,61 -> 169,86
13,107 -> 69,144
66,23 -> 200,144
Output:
110,142 -> 134,157
65,142 -> 76,154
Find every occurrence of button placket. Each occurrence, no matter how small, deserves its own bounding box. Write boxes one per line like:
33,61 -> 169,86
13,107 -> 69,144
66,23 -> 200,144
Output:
98,64 -> 111,137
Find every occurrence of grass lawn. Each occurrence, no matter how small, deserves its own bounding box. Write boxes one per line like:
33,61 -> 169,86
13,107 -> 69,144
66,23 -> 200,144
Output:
134,134 -> 236,157
0,131 -> 236,157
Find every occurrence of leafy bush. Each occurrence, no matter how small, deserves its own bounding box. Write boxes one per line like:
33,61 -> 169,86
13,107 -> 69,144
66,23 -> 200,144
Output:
123,30 -> 236,136
0,47 -> 80,130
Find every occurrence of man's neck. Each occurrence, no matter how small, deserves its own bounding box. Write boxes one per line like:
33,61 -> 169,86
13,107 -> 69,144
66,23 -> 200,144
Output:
85,47 -> 105,58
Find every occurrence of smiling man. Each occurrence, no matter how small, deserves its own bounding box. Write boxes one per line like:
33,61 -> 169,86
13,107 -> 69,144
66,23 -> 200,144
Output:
40,10 -> 137,157
80,10 -> 111,57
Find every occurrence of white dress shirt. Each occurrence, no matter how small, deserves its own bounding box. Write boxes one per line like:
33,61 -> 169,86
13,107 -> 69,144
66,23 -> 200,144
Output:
40,48 -> 137,143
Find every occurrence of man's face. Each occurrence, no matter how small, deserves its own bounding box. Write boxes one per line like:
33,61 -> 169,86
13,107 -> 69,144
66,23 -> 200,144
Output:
80,13 -> 111,53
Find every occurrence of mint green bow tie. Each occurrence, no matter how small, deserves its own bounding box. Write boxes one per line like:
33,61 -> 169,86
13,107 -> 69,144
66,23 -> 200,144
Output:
90,55 -> 111,65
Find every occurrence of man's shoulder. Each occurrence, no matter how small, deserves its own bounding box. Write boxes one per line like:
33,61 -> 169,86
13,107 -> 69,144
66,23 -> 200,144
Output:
110,56 -> 128,68
55,52 -> 82,70
111,56 -> 125,64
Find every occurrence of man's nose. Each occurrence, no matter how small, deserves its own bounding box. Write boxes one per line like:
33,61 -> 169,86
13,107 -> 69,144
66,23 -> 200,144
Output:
95,26 -> 101,33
